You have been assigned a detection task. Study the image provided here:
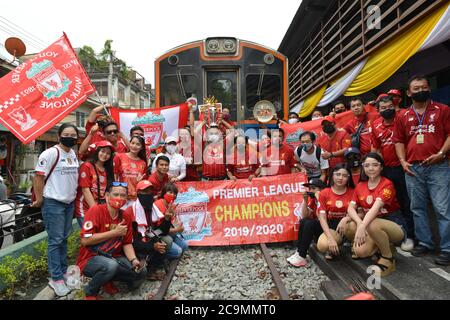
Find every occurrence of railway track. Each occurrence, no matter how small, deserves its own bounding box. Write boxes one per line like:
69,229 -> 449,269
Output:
150,243 -> 328,301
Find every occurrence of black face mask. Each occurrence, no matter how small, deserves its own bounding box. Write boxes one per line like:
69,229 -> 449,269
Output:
60,137 -> 77,148
323,124 -> 336,134
306,192 -> 316,199
0,145 -> 6,151
335,109 -> 345,114
138,193 -> 154,209
411,91 -> 431,103
380,109 -> 396,120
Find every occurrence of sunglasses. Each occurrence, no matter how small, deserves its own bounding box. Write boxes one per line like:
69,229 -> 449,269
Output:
105,129 -> 119,135
112,182 -> 128,188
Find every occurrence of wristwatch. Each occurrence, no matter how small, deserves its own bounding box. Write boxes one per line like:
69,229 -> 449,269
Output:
438,151 -> 445,158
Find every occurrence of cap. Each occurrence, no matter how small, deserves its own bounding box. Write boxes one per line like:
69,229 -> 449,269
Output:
87,141 -> 115,155
136,180 -> 153,192
321,115 -> 335,124
165,136 -> 177,144
387,89 -> 401,97
376,93 -> 389,101
304,178 -> 327,189
344,147 -> 361,157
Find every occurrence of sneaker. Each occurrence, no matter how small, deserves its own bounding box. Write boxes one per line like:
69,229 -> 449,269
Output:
435,252 -> 450,266
49,280 -> 70,297
287,252 -> 307,267
400,238 -> 414,252
411,245 -> 431,257
102,282 -> 119,295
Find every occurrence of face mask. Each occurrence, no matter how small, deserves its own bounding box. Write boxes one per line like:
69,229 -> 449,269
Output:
166,145 -> 177,154
164,194 -> 176,204
222,114 -> 230,121
323,124 -> 336,134
237,144 -> 246,152
311,116 -> 322,121
137,194 -> 154,209
60,137 -> 77,148
207,134 -> 220,143
288,118 -> 298,124
302,143 -> 313,150
348,159 -> 360,168
380,109 -> 396,120
392,98 -> 401,106
335,109 -> 345,114
411,90 -> 431,103
108,197 -> 127,210
306,192 -> 316,199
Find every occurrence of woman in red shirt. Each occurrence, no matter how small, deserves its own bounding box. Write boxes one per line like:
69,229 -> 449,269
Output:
348,152 -> 406,277
114,135 -> 147,208
315,164 -> 355,260
75,141 -> 115,227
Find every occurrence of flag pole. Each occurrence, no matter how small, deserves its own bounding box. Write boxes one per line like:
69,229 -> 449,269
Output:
94,90 -> 111,116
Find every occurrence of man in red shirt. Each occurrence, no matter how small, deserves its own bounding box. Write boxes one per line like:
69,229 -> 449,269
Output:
148,156 -> 170,196
76,183 -> 146,299
372,96 -> 414,251
226,135 -> 259,181
318,116 -> 351,170
201,125 -> 227,180
79,106 -> 130,158
257,129 -> 298,177
393,75 -> 450,265
344,97 -> 379,157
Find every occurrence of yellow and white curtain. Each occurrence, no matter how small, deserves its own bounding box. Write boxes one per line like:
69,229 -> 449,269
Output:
292,2 -> 450,116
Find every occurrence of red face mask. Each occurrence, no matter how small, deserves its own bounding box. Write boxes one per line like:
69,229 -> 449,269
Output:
164,194 -> 176,204
109,197 -> 127,209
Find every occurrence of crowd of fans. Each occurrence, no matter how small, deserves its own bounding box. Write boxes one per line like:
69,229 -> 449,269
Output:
32,74 -> 449,299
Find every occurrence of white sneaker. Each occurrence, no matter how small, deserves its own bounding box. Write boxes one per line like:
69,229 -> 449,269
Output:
401,238 -> 414,252
49,280 -> 70,297
287,252 -> 307,267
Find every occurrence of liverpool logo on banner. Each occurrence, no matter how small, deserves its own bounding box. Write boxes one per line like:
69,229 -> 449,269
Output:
0,33 -> 95,143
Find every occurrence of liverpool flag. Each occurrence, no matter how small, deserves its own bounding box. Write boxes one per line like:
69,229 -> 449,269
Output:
0,33 -> 95,143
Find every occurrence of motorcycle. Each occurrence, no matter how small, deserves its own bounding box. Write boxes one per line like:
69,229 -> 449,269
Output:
0,193 -> 43,249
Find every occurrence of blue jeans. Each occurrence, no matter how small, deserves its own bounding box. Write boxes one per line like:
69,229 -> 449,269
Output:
42,198 -> 74,281
83,255 -> 145,296
405,162 -> 450,252
166,234 -> 188,259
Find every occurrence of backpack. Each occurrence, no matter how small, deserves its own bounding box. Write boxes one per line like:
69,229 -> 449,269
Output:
296,145 -> 322,163
31,147 -> 60,205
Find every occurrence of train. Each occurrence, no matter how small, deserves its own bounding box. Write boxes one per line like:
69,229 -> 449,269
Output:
154,37 -> 289,131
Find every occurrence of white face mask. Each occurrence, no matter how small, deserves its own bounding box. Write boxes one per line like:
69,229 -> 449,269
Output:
288,118 -> 299,124
166,145 -> 177,154
311,116 -> 323,121
207,134 -> 220,144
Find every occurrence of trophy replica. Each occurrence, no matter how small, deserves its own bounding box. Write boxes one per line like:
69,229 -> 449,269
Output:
199,96 -> 222,127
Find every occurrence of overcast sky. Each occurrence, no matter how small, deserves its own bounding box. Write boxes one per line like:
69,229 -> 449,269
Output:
0,0 -> 301,86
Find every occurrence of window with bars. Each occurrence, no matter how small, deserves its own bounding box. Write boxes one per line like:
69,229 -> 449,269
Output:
288,0 -> 441,106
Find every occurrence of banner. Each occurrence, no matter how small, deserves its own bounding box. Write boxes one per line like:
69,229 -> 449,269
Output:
110,103 -> 189,150
281,105 -> 377,150
174,173 -> 308,246
0,33 -> 95,143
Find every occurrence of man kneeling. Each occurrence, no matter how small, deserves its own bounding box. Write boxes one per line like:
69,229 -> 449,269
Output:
76,182 -> 145,300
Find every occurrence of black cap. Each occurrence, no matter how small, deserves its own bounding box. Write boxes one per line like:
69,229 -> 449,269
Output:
304,178 -> 327,189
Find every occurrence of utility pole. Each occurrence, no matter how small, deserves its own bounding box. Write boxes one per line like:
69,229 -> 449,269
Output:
108,51 -> 114,105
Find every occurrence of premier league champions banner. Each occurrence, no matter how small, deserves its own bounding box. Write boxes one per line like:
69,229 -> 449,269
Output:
174,173 -> 308,246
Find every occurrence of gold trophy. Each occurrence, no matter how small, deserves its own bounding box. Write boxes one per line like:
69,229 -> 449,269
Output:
199,96 -> 222,127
